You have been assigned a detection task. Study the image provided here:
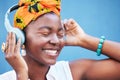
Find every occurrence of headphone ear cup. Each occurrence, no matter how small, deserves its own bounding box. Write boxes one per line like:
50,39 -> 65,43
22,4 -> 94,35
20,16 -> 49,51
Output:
4,4 -> 25,45
11,28 -> 25,45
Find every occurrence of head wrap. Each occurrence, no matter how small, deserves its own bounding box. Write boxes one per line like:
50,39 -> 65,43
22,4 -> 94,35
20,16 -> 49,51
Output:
14,0 -> 61,30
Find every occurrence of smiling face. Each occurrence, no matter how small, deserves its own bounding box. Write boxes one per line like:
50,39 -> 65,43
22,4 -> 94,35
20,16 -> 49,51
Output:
24,12 -> 65,66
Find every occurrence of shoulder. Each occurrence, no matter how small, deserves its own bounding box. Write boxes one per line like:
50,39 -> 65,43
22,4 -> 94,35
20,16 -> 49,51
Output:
69,59 -> 95,80
69,59 -> 95,71
69,59 -> 120,80
69,59 -> 95,68
0,70 -> 16,80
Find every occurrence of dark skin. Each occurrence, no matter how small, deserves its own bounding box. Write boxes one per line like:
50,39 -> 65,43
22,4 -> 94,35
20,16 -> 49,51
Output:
23,13 -> 64,80
4,12 -> 120,80
65,19 -> 120,80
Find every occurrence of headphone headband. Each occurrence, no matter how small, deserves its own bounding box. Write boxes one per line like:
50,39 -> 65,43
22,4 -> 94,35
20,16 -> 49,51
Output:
10,4 -> 19,12
5,4 -> 19,31
4,4 -> 25,45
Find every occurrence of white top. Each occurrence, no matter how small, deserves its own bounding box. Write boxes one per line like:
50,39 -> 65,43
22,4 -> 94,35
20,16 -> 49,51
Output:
0,61 -> 73,80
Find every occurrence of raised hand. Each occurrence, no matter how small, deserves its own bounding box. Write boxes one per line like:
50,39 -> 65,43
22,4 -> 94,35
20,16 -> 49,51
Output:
3,32 -> 28,79
63,19 -> 85,46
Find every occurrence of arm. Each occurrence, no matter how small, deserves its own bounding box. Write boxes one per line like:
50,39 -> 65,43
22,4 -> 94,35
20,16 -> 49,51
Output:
64,19 -> 120,61
3,32 -> 28,80
69,59 -> 120,80
81,34 -> 120,61
64,19 -> 120,79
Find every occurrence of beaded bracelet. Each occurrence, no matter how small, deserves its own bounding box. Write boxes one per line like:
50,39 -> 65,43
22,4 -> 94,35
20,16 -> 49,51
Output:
96,36 -> 105,56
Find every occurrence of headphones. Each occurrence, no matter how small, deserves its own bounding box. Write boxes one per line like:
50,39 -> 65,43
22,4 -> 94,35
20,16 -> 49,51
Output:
5,4 -> 25,45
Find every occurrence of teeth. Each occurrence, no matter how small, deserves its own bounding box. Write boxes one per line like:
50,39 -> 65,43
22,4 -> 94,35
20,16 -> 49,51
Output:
44,50 -> 57,54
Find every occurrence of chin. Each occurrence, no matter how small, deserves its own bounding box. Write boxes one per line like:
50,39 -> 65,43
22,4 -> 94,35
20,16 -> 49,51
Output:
46,59 -> 57,66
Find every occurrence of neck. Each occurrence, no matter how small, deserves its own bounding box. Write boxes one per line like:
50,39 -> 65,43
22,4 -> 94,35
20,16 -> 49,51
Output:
23,54 -> 50,80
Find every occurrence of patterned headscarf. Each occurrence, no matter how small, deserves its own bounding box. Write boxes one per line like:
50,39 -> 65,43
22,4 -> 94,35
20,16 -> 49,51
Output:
14,0 -> 61,30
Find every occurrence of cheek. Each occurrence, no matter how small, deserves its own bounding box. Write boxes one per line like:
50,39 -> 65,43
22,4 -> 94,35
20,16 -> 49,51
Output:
25,37 -> 49,61
27,37 -> 48,47
25,35 -> 49,52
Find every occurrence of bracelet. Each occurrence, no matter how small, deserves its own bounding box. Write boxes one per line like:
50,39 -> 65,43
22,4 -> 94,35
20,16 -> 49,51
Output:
96,36 -> 105,56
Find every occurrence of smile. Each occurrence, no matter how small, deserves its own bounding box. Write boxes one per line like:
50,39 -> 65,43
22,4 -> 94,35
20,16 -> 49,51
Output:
44,50 -> 57,55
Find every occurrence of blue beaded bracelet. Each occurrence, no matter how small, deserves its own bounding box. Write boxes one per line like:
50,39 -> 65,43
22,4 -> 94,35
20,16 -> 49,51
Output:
96,36 -> 105,56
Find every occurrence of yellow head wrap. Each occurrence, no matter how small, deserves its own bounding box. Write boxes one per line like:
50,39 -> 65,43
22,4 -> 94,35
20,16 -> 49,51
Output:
14,0 -> 61,30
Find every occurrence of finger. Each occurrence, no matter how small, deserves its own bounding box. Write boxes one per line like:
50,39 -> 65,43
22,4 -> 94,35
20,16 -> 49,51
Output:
4,33 -> 9,54
8,32 -> 16,54
7,32 -> 11,54
5,32 -> 12,59
7,32 -> 15,54
63,19 -> 68,30
69,19 -> 75,24
67,18 -> 76,26
8,32 -> 15,54
15,38 -> 21,53
64,19 -> 76,31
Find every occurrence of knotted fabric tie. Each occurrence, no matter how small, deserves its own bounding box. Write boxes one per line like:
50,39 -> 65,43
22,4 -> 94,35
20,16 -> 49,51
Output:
14,0 -> 61,30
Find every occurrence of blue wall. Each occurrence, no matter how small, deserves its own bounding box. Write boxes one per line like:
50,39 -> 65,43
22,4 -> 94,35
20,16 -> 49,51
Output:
0,0 -> 120,74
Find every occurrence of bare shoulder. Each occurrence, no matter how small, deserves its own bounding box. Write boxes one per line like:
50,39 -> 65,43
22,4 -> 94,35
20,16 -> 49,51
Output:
69,59 -> 120,80
69,59 -> 95,80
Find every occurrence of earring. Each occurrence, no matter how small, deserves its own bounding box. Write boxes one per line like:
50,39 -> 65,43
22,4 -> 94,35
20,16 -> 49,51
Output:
21,45 -> 26,56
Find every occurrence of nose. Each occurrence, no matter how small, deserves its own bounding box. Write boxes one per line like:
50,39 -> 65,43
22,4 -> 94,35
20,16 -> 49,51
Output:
49,34 -> 59,45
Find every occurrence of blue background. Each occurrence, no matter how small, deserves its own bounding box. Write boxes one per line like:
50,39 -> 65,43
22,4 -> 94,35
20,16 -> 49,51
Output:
0,0 -> 120,74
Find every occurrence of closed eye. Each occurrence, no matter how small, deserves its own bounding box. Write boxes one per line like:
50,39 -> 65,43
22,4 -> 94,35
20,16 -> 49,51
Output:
37,26 -> 51,37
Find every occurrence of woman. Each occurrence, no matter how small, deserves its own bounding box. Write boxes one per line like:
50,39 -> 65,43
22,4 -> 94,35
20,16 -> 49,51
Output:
1,0 -> 120,80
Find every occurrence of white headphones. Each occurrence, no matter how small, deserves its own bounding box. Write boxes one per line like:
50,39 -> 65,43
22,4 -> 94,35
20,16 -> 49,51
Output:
5,4 -> 25,45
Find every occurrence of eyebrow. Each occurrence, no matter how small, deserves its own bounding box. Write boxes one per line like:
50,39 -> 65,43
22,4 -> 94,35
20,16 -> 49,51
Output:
38,26 -> 52,30
38,25 -> 64,32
